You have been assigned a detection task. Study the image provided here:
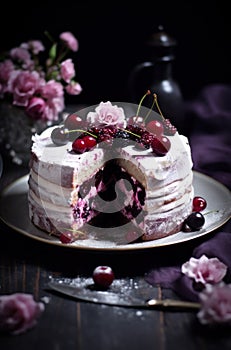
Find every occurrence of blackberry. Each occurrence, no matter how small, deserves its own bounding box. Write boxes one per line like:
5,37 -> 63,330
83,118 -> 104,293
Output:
97,126 -> 115,145
163,119 -> 177,135
140,130 -> 155,149
114,129 -> 131,147
126,124 -> 145,140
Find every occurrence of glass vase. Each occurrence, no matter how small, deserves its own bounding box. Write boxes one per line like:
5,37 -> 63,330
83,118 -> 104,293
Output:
0,102 -> 50,167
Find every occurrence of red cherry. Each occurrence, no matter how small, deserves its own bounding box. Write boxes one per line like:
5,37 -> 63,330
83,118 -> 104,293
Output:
146,120 -> 164,136
193,196 -> 207,212
92,266 -> 115,289
60,231 -> 74,244
72,138 -> 87,153
64,113 -> 87,130
127,115 -> 145,127
151,135 -> 171,156
83,135 -> 97,150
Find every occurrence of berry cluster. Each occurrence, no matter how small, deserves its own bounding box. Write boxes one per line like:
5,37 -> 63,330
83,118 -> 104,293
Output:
50,92 -> 178,156
51,119 -> 172,156
183,196 -> 207,231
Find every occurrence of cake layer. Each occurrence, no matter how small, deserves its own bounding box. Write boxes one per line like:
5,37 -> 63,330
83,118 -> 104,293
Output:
137,200 -> 193,241
30,129 -> 107,187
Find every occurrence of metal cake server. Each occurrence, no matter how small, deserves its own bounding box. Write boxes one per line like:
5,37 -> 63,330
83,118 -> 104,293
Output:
47,277 -> 200,311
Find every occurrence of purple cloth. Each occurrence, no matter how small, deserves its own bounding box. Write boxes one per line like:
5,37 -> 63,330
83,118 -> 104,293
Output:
145,84 -> 231,302
145,231 -> 231,302
185,84 -> 231,190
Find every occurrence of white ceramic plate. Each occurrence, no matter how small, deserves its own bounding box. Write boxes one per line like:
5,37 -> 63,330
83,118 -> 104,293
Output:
0,171 -> 230,251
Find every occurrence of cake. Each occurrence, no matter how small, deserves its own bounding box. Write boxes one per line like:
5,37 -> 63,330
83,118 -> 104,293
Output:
28,99 -> 194,244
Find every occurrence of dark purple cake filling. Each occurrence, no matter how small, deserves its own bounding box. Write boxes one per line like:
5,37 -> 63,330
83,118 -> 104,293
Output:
73,159 -> 146,228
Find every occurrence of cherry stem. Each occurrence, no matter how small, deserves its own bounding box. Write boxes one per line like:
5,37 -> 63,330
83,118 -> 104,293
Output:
143,93 -> 156,122
118,127 -> 141,139
153,93 -> 165,121
61,228 -> 86,237
64,129 -> 97,138
134,90 -> 151,123
203,210 -> 219,216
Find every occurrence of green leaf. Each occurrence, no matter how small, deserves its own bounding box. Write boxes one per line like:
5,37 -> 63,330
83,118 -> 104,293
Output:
49,43 -> 57,61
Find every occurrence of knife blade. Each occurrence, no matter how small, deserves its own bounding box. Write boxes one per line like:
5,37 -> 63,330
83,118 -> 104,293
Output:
47,277 -> 200,311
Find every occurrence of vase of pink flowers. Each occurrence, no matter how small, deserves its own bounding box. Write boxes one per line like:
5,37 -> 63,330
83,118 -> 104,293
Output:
0,31 -> 82,166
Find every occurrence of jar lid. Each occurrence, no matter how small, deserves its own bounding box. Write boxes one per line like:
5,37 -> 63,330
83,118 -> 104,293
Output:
145,25 -> 177,61
146,25 -> 177,48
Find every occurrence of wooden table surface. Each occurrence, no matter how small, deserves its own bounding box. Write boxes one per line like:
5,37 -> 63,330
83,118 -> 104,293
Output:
0,159 -> 230,350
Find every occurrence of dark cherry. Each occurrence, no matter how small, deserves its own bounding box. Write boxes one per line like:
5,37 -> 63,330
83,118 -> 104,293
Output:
51,127 -> 69,146
127,115 -> 145,127
151,135 -> 171,156
64,113 -> 87,130
92,266 -> 115,289
192,196 -> 207,212
184,212 -> 205,231
146,120 -> 164,136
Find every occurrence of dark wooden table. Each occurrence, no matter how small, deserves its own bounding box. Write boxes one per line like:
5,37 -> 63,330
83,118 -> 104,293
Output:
0,159 -> 230,350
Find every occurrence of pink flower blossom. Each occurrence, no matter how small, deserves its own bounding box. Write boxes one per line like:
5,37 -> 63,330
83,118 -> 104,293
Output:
26,97 -> 46,120
21,40 -> 45,55
10,47 -> 33,70
197,283 -> 231,324
181,255 -> 227,284
181,254 -> 227,285
65,81 -> 82,95
8,70 -> 45,107
43,97 -> 65,122
0,293 -> 44,335
0,60 -> 14,95
87,101 -> 126,128
41,80 -> 64,99
60,31 -> 79,52
60,58 -> 75,83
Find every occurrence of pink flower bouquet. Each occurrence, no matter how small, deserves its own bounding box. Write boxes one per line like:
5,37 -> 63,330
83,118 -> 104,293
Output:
0,31 -> 82,122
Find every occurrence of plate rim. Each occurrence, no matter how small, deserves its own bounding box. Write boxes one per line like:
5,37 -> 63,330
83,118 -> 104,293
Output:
0,171 -> 230,251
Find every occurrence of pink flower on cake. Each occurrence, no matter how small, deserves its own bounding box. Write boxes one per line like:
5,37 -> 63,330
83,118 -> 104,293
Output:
181,254 -> 227,285
0,31 -> 82,122
0,293 -> 45,335
87,101 -> 126,128
197,283 -> 231,325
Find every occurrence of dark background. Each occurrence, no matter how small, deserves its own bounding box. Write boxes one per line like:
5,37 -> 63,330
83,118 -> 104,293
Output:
1,1 -> 230,106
